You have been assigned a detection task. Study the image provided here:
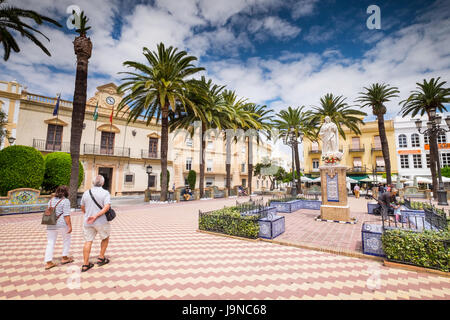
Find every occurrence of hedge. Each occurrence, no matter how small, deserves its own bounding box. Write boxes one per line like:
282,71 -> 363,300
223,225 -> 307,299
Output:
42,152 -> 84,192
187,170 -> 196,190
198,207 -> 260,239
0,145 -> 45,195
381,229 -> 450,272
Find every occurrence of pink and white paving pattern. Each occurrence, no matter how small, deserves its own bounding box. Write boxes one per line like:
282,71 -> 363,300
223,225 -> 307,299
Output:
0,197 -> 449,300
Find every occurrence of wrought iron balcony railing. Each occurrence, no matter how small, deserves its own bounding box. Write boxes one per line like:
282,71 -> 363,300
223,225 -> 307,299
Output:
349,144 -> 365,152
349,166 -> 367,173
141,149 -> 160,159
83,144 -> 130,157
33,139 -> 70,153
371,144 -> 382,151
309,147 -> 321,154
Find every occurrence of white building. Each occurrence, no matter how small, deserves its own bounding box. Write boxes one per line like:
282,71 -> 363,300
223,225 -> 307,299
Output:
394,113 -> 450,180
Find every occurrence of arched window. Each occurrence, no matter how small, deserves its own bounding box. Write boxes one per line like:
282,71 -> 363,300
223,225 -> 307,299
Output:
411,133 -> 420,147
398,134 -> 407,148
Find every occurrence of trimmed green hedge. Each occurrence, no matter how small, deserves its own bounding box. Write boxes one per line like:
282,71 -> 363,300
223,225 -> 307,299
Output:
199,207 -> 260,239
187,170 -> 196,190
381,229 -> 450,272
42,152 -> 84,192
0,145 -> 45,195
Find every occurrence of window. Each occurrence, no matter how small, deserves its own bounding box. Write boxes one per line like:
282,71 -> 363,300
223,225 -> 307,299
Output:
441,153 -> 450,167
411,133 -> 420,147
424,133 -> 429,144
398,134 -> 407,148
186,158 -> 192,171
242,179 -> 247,187
124,173 -> 134,185
241,163 -> 246,172
351,137 -> 360,149
148,138 -> 158,158
207,141 -> 213,150
400,155 -> 409,169
148,175 -> 156,188
312,159 -> 319,170
426,154 -> 430,168
186,137 -> 193,147
376,157 -> 385,171
311,142 -> 319,151
100,132 -> 115,155
206,159 -> 213,172
353,157 -> 362,170
374,135 -> 381,149
438,133 -> 447,144
46,124 -> 63,151
412,154 -> 422,168
206,177 -> 214,187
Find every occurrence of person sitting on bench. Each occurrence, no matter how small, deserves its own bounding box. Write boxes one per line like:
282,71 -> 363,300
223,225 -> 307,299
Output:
183,187 -> 193,201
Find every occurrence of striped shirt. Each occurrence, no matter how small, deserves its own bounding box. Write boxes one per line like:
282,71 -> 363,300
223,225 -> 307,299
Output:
46,197 -> 71,230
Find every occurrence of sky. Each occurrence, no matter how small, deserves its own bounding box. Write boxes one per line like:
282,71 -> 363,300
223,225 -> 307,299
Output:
1,0 -> 449,158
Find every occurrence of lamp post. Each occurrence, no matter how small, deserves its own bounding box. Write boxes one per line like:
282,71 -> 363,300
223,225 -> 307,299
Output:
144,165 -> 152,202
415,112 -> 450,205
283,126 -> 303,196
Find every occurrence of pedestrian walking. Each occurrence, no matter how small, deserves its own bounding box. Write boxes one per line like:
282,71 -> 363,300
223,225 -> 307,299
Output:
353,184 -> 360,199
80,175 -> 111,272
44,185 -> 73,270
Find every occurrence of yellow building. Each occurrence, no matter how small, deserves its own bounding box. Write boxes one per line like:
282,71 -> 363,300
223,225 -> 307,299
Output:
0,80 -> 271,195
303,119 -> 398,181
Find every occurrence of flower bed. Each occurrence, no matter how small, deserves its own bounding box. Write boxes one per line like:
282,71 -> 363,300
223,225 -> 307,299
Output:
381,229 -> 450,272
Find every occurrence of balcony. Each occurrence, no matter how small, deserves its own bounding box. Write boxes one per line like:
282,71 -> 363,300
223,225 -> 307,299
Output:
349,166 -> 368,173
371,144 -> 382,152
349,144 -> 365,152
141,149 -> 160,159
309,147 -> 321,154
33,139 -> 70,153
375,166 -> 385,172
83,144 -> 130,157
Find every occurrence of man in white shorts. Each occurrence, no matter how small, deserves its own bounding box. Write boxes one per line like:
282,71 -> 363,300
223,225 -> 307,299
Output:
80,175 -> 111,272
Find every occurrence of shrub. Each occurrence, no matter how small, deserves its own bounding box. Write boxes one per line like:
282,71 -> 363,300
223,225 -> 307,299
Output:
381,229 -> 450,272
199,206 -> 260,239
160,170 -> 170,190
42,152 -> 84,192
0,145 -> 45,195
187,170 -> 196,189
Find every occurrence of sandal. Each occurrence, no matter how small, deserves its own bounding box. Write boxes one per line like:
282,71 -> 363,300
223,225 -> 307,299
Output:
97,257 -> 110,266
61,257 -> 74,265
45,262 -> 57,270
81,262 -> 94,272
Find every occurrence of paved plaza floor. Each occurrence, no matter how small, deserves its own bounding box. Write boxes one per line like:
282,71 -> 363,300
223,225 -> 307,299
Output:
0,196 -> 449,300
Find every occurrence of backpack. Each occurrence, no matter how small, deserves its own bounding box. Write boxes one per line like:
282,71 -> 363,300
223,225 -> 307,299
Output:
41,198 -> 64,225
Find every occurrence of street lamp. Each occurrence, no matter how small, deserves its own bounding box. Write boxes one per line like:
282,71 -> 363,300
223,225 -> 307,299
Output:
283,126 -> 303,196
145,165 -> 153,202
414,111 -> 449,205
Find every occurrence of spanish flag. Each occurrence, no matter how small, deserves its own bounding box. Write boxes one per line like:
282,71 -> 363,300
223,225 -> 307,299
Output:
52,94 -> 60,116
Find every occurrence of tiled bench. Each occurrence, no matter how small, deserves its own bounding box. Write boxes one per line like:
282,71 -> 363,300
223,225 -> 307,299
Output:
0,188 -> 52,216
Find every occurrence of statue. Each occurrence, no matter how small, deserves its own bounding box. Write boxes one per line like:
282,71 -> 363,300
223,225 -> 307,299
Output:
319,116 -> 343,164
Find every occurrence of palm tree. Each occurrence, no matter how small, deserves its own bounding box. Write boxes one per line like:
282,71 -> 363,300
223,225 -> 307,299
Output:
356,83 -> 400,185
169,77 -> 227,198
117,43 -> 204,201
0,108 -> 8,147
273,106 -> 315,193
0,0 -> 62,61
68,12 -> 92,207
310,93 -> 366,140
400,77 -> 450,199
243,103 -> 273,195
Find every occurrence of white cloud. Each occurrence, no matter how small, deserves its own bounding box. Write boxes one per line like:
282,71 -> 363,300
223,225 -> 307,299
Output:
291,0 -> 320,19
248,16 -> 301,41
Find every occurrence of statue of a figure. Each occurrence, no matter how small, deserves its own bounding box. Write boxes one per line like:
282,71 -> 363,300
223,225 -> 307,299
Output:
319,116 -> 339,155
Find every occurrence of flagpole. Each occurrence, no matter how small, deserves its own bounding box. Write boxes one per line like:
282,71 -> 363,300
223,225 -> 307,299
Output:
93,102 -> 98,165
52,93 -> 61,152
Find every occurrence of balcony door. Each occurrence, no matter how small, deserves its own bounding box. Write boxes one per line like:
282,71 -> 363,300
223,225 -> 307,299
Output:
351,137 -> 360,150
374,135 -> 381,149
100,132 -> 115,155
46,124 -> 63,151
149,137 -> 158,158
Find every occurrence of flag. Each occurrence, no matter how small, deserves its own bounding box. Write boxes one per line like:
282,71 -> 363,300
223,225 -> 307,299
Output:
52,95 -> 60,116
93,102 -> 98,121
109,105 -> 114,124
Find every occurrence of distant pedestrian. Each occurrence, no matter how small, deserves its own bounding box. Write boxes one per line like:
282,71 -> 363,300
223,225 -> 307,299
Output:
44,185 -> 73,270
80,175 -> 111,272
353,184 -> 360,199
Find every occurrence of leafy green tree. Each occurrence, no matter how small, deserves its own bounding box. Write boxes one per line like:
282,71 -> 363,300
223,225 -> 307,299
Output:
117,43 -> 204,201
0,0 -> 62,61
441,166 -> 450,178
357,83 -> 400,185
43,152 -> 84,192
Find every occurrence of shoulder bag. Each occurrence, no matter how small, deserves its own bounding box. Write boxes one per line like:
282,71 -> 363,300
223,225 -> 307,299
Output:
88,189 -> 116,221
41,198 -> 64,225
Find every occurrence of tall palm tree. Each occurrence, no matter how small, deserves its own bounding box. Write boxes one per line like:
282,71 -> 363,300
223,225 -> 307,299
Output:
169,77 -> 227,198
273,106 -> 315,193
117,43 -> 204,201
0,108 -> 8,147
0,0 -> 62,61
243,103 -> 273,195
68,12 -> 92,207
356,83 -> 400,186
310,93 -> 366,140
400,78 -> 450,199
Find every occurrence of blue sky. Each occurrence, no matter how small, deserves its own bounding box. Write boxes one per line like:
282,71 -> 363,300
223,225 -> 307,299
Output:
1,0 -> 449,127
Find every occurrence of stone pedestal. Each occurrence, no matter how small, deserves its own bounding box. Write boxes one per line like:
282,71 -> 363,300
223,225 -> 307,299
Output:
319,165 -> 352,222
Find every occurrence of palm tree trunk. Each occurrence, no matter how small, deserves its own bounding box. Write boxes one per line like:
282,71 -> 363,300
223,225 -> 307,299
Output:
293,143 -> 301,194
225,133 -> 231,195
68,36 -> 91,208
199,123 -> 205,198
429,130 -> 439,199
376,114 -> 392,185
160,105 -> 169,201
247,137 -> 253,194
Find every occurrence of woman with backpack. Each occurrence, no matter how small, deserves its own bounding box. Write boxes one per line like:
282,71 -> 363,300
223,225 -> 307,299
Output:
44,185 -> 73,270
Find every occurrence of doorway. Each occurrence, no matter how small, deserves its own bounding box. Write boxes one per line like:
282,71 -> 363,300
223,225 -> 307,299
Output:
98,167 -> 113,192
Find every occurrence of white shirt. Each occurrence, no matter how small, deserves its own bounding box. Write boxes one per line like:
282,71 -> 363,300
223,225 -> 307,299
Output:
46,197 -> 71,230
81,187 -> 111,227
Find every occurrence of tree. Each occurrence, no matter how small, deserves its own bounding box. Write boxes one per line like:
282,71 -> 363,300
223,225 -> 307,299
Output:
310,93 -> 366,139
0,0 -> 62,61
0,109 -> 8,148
356,83 -> 400,186
187,170 -> 196,190
68,11 -> 92,207
400,77 -> 450,199
0,145 -> 45,195
117,43 -> 204,201
43,152 -> 84,193
254,160 -> 280,190
441,166 -> 450,178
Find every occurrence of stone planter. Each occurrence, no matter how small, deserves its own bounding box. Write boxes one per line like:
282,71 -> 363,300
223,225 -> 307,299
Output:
258,215 -> 285,239
367,202 -> 378,214
361,223 -> 385,257
271,199 -> 321,213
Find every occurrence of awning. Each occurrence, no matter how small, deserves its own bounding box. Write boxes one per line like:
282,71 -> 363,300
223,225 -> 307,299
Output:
348,175 -> 369,181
